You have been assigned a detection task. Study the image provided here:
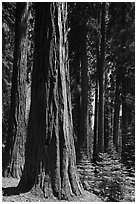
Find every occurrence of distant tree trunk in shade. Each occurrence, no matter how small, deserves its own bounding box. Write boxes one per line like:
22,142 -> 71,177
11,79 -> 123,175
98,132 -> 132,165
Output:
121,100 -> 127,160
93,78 -> 98,162
78,26 -> 88,150
104,71 -> 109,152
110,98 -> 114,141
3,3 -> 29,178
71,49 -> 81,157
113,74 -> 120,152
93,38 -> 99,163
121,3 -> 127,162
98,3 -> 105,153
116,3 -> 126,155
18,3 -> 83,199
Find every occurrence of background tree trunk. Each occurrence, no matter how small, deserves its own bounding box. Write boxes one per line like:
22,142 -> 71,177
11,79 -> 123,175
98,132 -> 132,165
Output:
3,3 -> 29,178
121,99 -> 127,161
104,69 -> 110,152
93,78 -> 98,162
113,74 -> 120,152
98,3 -> 106,153
18,3 -> 83,199
93,38 -> 99,162
79,28 -> 88,148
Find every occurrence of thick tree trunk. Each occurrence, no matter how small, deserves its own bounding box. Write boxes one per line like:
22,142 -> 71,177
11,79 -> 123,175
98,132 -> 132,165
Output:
98,3 -> 105,153
18,3 -> 83,200
3,3 -> 29,178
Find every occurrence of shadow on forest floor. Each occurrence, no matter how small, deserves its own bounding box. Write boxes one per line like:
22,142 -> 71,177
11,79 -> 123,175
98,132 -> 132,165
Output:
2,178 -> 32,197
2,186 -> 29,196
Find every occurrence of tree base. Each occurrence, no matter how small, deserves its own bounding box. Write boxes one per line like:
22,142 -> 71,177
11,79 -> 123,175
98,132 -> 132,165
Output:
30,184 -> 83,201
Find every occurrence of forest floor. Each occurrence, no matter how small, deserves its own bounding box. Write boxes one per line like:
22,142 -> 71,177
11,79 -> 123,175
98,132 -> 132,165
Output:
2,177 -> 102,202
2,148 -> 135,202
77,147 -> 135,202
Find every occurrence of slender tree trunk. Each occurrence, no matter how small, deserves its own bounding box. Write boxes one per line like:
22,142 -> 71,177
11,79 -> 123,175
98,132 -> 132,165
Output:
93,37 -> 99,162
121,99 -> 127,161
104,71 -> 109,152
93,78 -> 98,162
121,3 -> 127,161
3,3 -> 29,178
71,51 -> 81,157
113,75 -> 120,152
98,3 -> 105,153
79,28 -> 88,149
18,3 -> 83,199
110,97 -> 114,146
75,85 -> 81,160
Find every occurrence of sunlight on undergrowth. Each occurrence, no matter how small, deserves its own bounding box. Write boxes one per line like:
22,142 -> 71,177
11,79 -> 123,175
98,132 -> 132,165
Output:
93,152 -> 135,202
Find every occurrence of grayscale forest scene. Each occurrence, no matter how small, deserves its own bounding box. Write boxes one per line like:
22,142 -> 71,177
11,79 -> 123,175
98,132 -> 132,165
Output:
2,2 -> 135,202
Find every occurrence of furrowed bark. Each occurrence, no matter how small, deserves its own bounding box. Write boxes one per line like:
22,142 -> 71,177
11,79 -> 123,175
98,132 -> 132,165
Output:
18,2 -> 83,199
3,3 -> 29,179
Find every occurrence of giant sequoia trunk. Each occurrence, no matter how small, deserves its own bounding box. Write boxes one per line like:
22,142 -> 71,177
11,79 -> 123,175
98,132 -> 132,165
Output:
3,3 -> 29,178
18,3 -> 82,199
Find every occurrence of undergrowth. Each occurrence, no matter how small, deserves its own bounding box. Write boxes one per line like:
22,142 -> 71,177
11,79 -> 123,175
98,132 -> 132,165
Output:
93,149 -> 135,202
